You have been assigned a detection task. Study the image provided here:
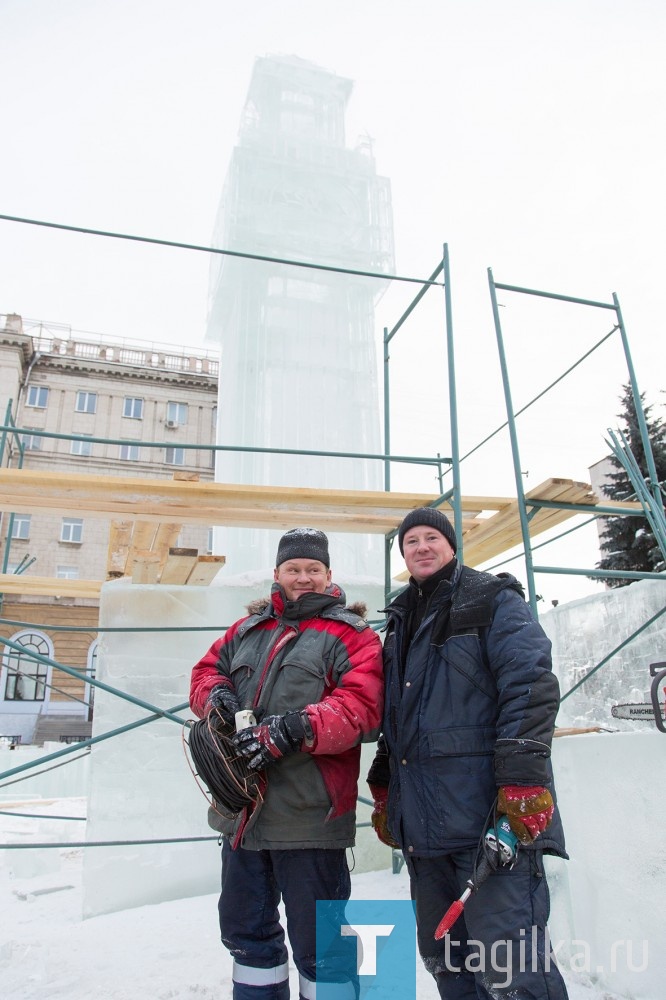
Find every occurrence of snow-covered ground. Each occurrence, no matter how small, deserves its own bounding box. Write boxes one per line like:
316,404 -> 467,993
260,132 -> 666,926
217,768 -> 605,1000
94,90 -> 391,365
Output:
1,797 -> 626,1000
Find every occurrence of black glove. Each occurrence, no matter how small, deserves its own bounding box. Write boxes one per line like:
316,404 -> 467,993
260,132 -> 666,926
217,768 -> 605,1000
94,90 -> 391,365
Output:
231,711 -> 313,772
207,684 -> 241,726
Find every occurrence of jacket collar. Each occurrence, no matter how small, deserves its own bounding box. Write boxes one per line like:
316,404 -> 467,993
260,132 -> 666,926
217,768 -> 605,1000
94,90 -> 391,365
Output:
386,559 -> 461,617
270,581 -> 345,623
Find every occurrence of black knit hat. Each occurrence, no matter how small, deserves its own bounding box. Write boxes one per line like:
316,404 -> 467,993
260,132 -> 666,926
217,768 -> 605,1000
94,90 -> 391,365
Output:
397,507 -> 457,555
276,528 -> 330,568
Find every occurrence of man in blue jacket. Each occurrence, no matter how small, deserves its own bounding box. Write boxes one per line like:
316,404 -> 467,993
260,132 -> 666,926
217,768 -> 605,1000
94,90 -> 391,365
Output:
368,507 -> 569,999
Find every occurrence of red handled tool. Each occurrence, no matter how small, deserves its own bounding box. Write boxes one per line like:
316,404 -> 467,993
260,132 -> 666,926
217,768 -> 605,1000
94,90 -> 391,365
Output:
434,816 -> 518,940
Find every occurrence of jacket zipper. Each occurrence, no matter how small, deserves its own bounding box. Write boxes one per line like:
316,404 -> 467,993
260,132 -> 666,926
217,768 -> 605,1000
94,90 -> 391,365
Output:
252,625 -> 297,709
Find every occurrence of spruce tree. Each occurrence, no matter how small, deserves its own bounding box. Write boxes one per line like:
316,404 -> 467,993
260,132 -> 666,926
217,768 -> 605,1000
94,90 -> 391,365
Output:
596,384 -> 666,586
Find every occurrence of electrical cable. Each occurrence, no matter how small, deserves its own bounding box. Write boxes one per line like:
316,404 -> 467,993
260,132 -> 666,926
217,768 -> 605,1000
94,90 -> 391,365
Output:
183,709 -> 263,817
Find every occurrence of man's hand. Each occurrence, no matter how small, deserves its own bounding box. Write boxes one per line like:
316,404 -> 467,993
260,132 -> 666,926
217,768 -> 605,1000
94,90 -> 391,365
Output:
231,711 -> 312,772
498,785 -> 554,844
207,684 -> 240,726
369,784 -> 400,848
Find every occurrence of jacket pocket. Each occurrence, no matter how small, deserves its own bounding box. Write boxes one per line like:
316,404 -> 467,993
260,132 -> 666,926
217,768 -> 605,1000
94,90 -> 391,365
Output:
207,799 -> 241,837
423,726 -> 497,845
269,653 -> 328,714
438,634 -> 497,702
228,657 -> 260,707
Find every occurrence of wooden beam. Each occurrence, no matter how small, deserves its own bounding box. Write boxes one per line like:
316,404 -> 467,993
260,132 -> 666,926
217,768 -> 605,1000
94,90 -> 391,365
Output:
159,548 -> 200,585
152,523 -> 182,567
0,470 -> 645,599
0,573 -> 101,599
185,555 -> 226,586
0,469 -> 516,532
106,520 -> 134,579
130,551 -> 162,584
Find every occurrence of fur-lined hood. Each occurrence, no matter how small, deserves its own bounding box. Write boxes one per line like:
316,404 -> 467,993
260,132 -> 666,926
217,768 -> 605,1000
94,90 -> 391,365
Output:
246,595 -> 368,619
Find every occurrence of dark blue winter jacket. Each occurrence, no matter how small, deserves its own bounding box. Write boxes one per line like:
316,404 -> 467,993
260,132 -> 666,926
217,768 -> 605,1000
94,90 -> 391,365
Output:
375,561 -> 567,859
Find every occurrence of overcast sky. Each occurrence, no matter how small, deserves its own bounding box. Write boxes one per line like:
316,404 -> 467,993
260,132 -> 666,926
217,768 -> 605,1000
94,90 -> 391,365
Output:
2,0 -> 665,603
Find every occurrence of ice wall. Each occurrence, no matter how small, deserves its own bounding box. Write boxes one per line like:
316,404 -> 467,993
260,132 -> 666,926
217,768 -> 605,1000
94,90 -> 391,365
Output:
82,577 -> 387,918
0,742 -> 89,802
539,578 -> 666,996
540,577 -> 666,730
548,731 -> 665,999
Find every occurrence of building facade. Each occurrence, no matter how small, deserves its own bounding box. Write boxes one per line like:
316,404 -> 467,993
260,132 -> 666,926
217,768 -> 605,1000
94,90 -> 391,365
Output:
0,313 -> 219,745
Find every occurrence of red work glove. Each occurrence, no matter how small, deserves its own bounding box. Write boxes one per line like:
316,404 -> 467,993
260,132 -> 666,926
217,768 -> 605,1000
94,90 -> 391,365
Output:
369,785 -> 400,849
498,785 -> 554,844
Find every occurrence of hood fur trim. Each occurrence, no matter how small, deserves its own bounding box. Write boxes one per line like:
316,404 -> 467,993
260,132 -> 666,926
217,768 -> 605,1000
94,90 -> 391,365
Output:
245,597 -> 368,620
246,597 -> 270,616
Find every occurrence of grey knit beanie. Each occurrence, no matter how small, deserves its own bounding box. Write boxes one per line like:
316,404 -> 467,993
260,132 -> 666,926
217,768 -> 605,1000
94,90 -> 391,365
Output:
276,528 -> 330,568
397,507 -> 457,555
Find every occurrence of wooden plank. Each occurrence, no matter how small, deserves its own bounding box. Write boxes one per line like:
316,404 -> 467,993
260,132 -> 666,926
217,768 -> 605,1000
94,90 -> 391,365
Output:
184,555 -> 226,586
107,520 -> 183,581
151,523 -> 182,570
159,548 -> 199,585
0,469 -> 530,530
130,521 -> 157,551
130,551 -> 161,584
107,520 -> 134,578
0,468 -> 643,528
172,471 -> 200,482
554,727 -> 607,737
0,470 -> 646,598
462,480 -> 596,567
0,574 -> 101,598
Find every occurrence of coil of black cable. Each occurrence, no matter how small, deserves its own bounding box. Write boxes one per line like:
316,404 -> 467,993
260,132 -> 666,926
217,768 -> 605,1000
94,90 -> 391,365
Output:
187,711 -> 262,814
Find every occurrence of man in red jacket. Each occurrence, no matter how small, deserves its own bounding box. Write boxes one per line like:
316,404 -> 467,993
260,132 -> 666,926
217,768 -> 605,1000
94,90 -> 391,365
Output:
190,528 -> 383,1000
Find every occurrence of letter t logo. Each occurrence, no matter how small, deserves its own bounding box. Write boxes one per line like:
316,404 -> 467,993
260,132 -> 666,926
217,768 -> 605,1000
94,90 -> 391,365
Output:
340,924 -> 395,975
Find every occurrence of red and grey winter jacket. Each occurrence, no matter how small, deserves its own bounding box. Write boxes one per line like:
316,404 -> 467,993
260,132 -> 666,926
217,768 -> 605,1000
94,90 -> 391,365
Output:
190,582 -> 383,850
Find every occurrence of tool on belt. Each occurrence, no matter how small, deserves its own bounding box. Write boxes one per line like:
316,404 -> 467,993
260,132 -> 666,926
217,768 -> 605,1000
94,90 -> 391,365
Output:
434,815 -> 519,940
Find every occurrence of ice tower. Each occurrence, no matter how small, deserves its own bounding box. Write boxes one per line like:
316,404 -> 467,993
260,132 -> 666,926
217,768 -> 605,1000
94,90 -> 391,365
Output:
206,55 -> 394,579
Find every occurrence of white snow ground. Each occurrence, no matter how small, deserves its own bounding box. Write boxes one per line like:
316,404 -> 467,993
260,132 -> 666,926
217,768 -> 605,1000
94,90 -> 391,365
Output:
1,797 -> 624,1000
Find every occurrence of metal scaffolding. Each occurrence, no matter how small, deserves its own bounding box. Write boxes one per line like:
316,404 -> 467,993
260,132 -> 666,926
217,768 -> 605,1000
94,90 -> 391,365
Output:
0,234 -> 664,845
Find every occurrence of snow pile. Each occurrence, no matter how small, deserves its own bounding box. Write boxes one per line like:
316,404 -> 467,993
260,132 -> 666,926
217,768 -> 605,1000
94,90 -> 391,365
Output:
0,800 -> 632,1000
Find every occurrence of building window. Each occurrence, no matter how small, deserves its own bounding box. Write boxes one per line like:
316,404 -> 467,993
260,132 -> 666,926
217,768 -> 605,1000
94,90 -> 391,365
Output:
23,432 -> 43,451
123,397 -> 144,419
165,447 -> 185,466
26,385 -> 48,408
119,443 -> 140,461
2,631 -> 51,702
11,514 -> 31,540
61,518 -> 83,543
56,565 -> 79,579
71,436 -> 93,457
75,391 -> 97,414
166,401 -> 188,426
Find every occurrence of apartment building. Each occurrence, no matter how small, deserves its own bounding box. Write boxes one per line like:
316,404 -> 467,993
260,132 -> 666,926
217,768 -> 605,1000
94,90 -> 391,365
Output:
0,313 -> 219,745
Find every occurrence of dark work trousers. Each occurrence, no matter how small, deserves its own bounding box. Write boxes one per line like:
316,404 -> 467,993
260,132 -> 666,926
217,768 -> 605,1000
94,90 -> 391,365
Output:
407,849 -> 569,1000
219,840 -> 354,1000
